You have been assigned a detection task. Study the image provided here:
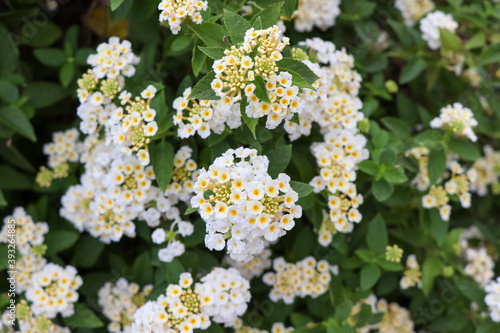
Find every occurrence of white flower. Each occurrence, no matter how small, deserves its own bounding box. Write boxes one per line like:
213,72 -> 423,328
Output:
430,103 -> 477,142
420,11 -> 459,50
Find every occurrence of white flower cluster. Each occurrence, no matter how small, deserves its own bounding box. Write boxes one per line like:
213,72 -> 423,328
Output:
42,128 -> 81,168
132,268 -> 250,333
1,306 -> 70,333
469,145 -> 500,196
234,322 -> 293,333
166,146 -> 200,204
158,0 -> 207,34
463,247 -> 495,287
285,39 -> 363,141
173,87 -> 241,138
191,148 -> 301,262
197,267 -> 251,327
351,295 -> 415,333
420,154 -> 476,221
309,130 -> 369,233
262,256 -> 336,304
485,277 -> 500,322
430,103 -> 478,142
98,278 -> 153,333
419,11 -> 459,50
400,254 -> 422,290
293,0 -> 341,32
152,218 -> 194,263
395,0 -> 435,27
60,140 -> 156,243
87,36 -> 140,80
223,248 -> 272,280
26,263 -> 82,319
0,207 -> 48,256
16,252 -> 47,294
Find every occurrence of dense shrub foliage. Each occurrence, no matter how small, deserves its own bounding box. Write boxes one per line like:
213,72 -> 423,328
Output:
1,0 -> 500,332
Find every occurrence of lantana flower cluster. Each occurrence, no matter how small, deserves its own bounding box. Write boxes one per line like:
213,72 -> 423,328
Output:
3,301 -> 70,333
132,268 -> 250,332
430,102 -> 478,142
191,148 -> 301,262
485,277 -> 500,323
262,256 -> 336,304
419,10 -> 459,50
26,263 -> 82,319
309,130 -> 369,233
395,0 -> 435,27
158,0 -> 207,34
350,295 -> 415,333
223,248 -> 272,280
400,254 -> 422,290
458,227 -> 496,287
293,0 -> 341,32
469,145 -> 500,196
173,87 -> 241,138
98,278 -> 153,333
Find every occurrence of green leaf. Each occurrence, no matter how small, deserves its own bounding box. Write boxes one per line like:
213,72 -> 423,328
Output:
421,257 -> 443,295
24,22 -> 62,48
355,249 -> 375,263
0,190 -> 6,207
284,69 -> 316,90
45,230 -> 80,256
456,277 -> 486,306
0,164 -> 31,189
240,94 -> 258,139
33,48 -> 66,67
372,179 -> 394,202
192,40 -> 206,77
110,0 -> 125,11
71,236 -> 105,268
250,2 -> 284,28
198,46 -> 226,60
480,43 -> 500,65
382,166 -> 407,183
284,0 -> 297,19
185,206 -> 199,215
266,144 -> 292,178
188,21 -> 228,48
358,160 -> 379,176
380,117 -> 411,138
290,181 -> 315,198
223,9 -> 251,45
377,260 -> 404,271
335,301 -> 353,323
254,75 -> 272,104
399,56 -> 427,84
166,258 -> 185,283
63,303 -> 103,328
448,138 -> 481,161
151,140 -> 174,192
439,28 -> 462,52
360,263 -> 381,291
171,35 -> 192,52
189,70 -> 219,100
427,146 -> 446,185
0,81 -> 19,104
277,58 -> 319,87
465,32 -> 485,49
59,62 -> 75,87
430,208 -> 448,247
0,106 -> 36,141
75,48 -> 94,66
0,24 -> 19,73
366,214 -> 388,252
22,81 -> 67,108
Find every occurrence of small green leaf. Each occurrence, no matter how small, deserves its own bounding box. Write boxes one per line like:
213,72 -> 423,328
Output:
366,214 -> 388,252
151,141 -> 174,192
448,138 -> 481,161
377,260 -> 404,271
380,117 -> 411,138
189,71 -> 219,100
360,263 -> 381,291
422,257 -> 443,295
223,9 -> 251,45
430,208 -> 448,247
254,76 -> 271,104
22,81 -> 67,108
71,236 -> 105,268
63,303 -> 103,328
290,181 -> 315,198
399,56 -> 427,84
284,69 -> 315,90
34,48 -> 66,67
283,0 -> 297,19
0,81 -> 19,104
250,2 -> 284,28
188,21 -> 228,48
24,22 -> 62,47
110,0 -> 125,11
0,165 -> 31,190
277,58 -> 319,87
185,207 -> 199,215
45,231 -> 80,256
427,146 -> 446,185
240,94 -> 258,139
382,166 -> 407,183
171,36 -> 192,52
358,160 -> 379,176
480,43 -> 500,65
165,258 -> 185,283
465,32 -> 485,49
59,62 -> 75,87
372,179 -> 394,202
439,28 -> 462,52
266,144 -> 292,178
198,46 -> 226,60
0,106 -> 36,141
192,40 -> 206,77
